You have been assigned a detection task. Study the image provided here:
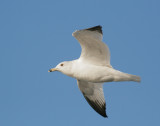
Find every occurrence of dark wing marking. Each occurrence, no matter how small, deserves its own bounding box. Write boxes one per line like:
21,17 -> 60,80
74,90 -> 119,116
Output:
82,93 -> 107,117
86,25 -> 103,34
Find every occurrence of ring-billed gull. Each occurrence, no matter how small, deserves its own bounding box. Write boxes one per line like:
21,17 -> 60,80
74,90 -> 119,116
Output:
48,26 -> 140,118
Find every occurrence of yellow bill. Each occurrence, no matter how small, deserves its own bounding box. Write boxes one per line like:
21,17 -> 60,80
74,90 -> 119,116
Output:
48,68 -> 57,72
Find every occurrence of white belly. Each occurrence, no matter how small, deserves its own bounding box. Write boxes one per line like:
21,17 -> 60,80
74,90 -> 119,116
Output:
72,63 -> 116,82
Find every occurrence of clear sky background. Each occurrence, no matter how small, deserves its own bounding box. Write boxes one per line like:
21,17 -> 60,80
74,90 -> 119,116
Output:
0,0 -> 160,126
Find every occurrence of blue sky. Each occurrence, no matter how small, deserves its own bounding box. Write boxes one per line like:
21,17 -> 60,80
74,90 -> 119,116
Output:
0,0 -> 160,125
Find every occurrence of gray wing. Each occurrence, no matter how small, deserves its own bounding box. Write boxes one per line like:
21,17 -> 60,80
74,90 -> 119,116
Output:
77,80 -> 107,117
72,25 -> 112,67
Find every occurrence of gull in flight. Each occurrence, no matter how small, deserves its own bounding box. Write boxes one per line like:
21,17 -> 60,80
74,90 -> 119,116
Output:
48,26 -> 140,118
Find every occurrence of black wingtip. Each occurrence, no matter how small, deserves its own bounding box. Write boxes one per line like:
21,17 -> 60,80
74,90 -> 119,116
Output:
86,25 -> 103,34
83,95 -> 107,118
103,113 -> 108,118
101,104 -> 108,118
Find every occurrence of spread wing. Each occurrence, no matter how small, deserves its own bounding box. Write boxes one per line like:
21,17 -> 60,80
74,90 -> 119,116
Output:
77,80 -> 107,118
72,25 -> 111,67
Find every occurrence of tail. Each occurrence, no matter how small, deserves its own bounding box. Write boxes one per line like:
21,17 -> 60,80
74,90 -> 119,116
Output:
114,70 -> 141,82
128,74 -> 141,82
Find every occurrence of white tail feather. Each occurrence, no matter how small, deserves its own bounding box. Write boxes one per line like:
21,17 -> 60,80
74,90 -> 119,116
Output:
129,74 -> 141,82
113,71 -> 141,83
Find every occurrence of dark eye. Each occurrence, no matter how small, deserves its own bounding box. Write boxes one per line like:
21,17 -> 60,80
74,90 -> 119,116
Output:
60,64 -> 64,66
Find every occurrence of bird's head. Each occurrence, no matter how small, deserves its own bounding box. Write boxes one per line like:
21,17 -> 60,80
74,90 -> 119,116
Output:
48,61 -> 73,76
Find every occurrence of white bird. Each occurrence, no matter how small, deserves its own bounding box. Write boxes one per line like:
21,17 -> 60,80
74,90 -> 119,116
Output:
48,26 -> 140,118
